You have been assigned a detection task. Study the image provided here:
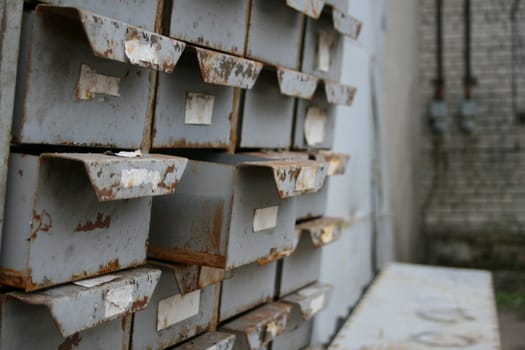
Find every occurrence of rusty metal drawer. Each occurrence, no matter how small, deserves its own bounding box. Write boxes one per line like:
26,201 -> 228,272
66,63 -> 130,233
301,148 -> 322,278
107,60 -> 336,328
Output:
220,261 -> 277,322
296,152 -> 349,219
153,48 -> 262,149
293,82 -> 356,150
39,0 -> 161,32
279,218 -> 344,297
291,2 -> 362,81
172,332 -> 236,350
273,283 -> 332,349
149,153 -> 327,270
0,0 -> 23,250
0,152 -> 187,291
0,268 -> 160,349
240,69 -> 318,149
246,0 -> 304,70
221,302 -> 292,350
168,0 -> 249,56
131,262 -> 224,350
13,5 -> 185,149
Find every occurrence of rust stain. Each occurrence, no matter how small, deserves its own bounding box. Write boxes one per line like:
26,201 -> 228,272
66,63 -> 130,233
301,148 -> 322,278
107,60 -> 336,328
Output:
212,203 -> 224,251
148,246 -> 226,268
29,209 -> 53,241
0,268 -> 26,289
161,138 -> 229,149
97,259 -> 120,275
157,165 -> 176,191
58,333 -> 82,350
74,213 -> 111,232
131,296 -> 149,310
257,247 -> 295,266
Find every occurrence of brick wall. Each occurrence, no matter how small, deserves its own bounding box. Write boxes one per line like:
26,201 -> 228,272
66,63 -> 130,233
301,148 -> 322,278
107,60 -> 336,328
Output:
419,0 -> 525,268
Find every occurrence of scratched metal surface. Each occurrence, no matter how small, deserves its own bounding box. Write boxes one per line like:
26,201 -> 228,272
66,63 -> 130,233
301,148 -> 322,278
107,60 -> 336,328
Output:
169,0 -> 249,56
173,332 -> 236,350
0,0 -> 22,252
329,263 -> 501,350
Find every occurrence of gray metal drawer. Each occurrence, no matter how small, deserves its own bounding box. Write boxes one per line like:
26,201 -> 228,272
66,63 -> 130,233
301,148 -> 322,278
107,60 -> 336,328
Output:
149,154 -> 327,270
13,6 -> 184,149
0,152 -> 186,291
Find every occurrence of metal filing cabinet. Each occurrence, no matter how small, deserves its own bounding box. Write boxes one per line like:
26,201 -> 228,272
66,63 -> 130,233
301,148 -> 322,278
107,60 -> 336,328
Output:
39,0 -> 161,32
13,5 -> 185,149
0,268 -> 160,349
0,153 -> 187,291
297,152 -> 350,219
131,263 -> 224,350
153,48 -> 262,149
246,0 -> 304,69
221,302 -> 292,350
149,153 -> 327,270
220,261 -> 277,322
293,3 -> 363,81
0,0 -> 23,247
172,332 -> 236,350
168,0 -> 250,56
293,82 -> 356,150
240,69 -> 318,149
279,217 -> 344,297
273,283 -> 332,350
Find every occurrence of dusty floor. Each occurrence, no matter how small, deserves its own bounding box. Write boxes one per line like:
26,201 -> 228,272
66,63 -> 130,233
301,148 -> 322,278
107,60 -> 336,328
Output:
499,308 -> 525,350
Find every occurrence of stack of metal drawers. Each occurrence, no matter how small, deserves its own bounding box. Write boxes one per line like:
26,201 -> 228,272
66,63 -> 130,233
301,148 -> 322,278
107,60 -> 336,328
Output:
0,0 -> 362,349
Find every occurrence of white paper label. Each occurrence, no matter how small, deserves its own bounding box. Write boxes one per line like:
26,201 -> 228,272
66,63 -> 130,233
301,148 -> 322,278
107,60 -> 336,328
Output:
185,92 -> 215,125
253,206 -> 279,232
73,275 -> 118,288
304,106 -> 327,146
124,39 -> 159,66
317,31 -> 334,72
157,290 -> 201,331
104,284 -> 134,318
120,169 -> 161,190
77,64 -> 120,100
295,166 -> 316,191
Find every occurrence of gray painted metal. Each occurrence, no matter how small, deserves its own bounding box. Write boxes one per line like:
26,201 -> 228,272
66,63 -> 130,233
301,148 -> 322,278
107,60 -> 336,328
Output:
13,6 -> 184,148
169,0 -> 250,56
131,263 -> 221,350
329,263 -> 501,350
221,302 -> 292,350
271,319 -> 313,350
246,0 -> 304,70
173,332 -> 236,350
281,283 -> 332,330
294,87 -> 336,150
332,9 -> 363,39
286,0 -> 326,19
277,68 -> 319,99
324,81 -> 357,106
0,0 -> 23,250
279,219 -> 343,297
8,268 -> 160,337
297,152 -> 349,219
0,295 -> 132,349
40,0 -> 161,32
240,70 -> 296,149
0,152 -> 186,291
302,13 -> 344,82
149,154 -> 327,270
325,0 -> 350,13
220,261 -> 277,322
153,47 -> 262,149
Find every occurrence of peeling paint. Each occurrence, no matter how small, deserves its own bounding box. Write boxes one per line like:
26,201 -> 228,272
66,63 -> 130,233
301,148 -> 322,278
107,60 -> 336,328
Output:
277,68 -> 318,99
